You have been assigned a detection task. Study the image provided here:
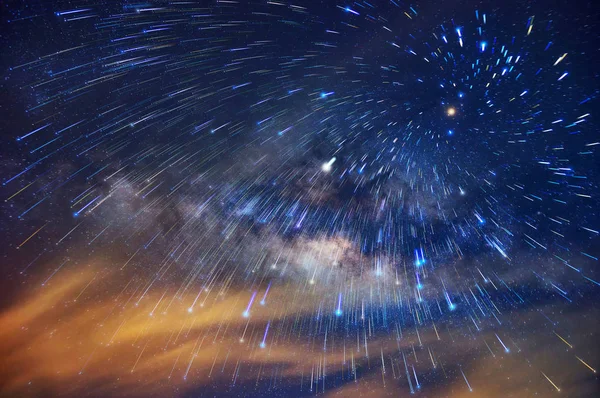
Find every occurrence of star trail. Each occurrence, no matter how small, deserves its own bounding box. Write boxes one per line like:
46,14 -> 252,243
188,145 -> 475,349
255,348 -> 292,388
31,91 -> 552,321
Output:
0,0 -> 598,397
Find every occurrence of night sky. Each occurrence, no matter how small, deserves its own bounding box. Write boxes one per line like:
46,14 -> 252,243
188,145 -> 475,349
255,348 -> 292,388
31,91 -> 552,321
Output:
0,0 -> 599,397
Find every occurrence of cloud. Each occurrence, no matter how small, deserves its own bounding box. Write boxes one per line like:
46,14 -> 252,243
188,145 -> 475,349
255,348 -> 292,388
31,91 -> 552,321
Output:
2,256 -> 597,398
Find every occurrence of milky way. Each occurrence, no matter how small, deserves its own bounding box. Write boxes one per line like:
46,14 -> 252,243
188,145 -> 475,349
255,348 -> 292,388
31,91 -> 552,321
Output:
1,1 -> 599,397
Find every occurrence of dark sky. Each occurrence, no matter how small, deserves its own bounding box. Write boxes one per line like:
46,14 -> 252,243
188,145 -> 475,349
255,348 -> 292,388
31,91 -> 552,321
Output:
0,0 -> 599,397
